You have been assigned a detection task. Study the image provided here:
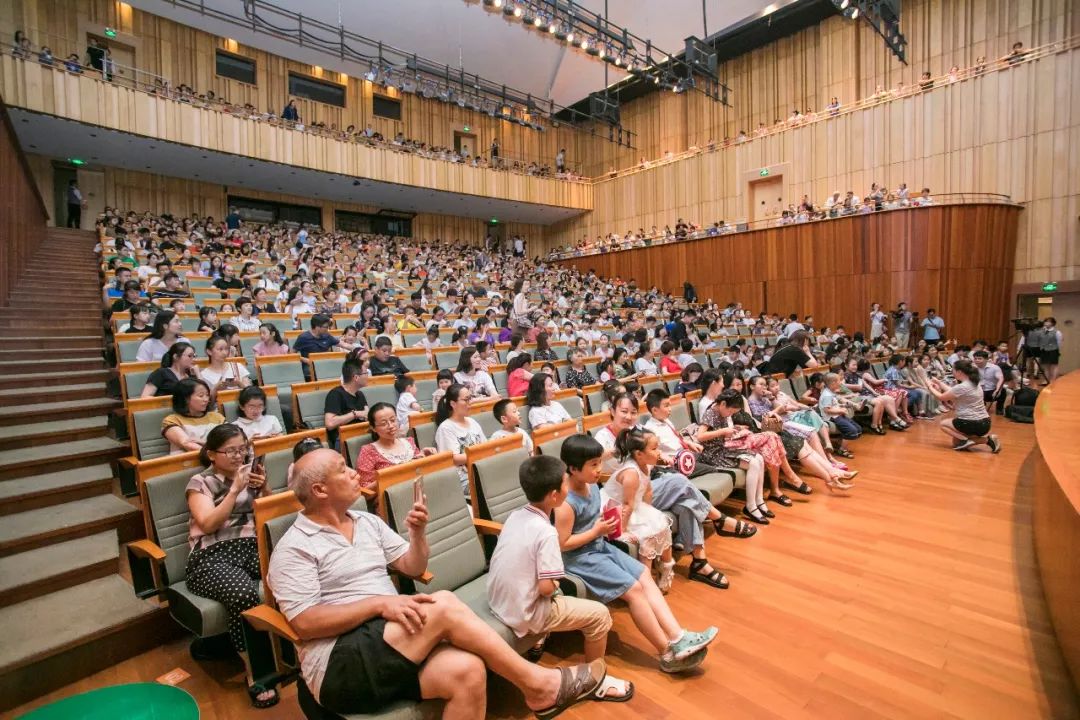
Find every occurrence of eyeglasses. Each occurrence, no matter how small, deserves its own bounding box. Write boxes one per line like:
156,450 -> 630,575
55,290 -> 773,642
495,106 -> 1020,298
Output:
213,445 -> 251,458
374,418 -> 398,428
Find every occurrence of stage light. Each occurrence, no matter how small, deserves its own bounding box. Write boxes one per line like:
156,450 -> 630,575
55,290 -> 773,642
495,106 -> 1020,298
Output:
548,23 -> 556,33
533,15 -> 542,27
513,5 -> 522,16
566,30 -> 575,43
579,37 -> 589,49
493,0 -> 502,8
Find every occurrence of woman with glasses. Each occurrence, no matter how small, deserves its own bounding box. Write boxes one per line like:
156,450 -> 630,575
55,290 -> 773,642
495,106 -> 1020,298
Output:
354,403 -> 436,508
184,424 -> 278,708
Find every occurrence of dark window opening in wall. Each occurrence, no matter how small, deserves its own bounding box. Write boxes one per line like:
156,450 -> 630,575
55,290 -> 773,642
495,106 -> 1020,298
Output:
372,94 -> 402,121
336,210 -> 412,237
288,71 -> 346,107
215,50 -> 256,85
228,195 -> 321,227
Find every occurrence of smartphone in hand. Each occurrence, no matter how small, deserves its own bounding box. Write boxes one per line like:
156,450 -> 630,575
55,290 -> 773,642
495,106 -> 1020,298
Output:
413,477 -> 425,505
251,454 -> 266,476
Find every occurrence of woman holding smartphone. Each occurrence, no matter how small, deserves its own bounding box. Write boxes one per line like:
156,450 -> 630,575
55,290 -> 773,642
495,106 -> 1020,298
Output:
184,424 -> 277,708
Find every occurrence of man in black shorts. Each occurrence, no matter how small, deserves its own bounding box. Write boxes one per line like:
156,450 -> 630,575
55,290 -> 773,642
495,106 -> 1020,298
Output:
268,449 -> 606,718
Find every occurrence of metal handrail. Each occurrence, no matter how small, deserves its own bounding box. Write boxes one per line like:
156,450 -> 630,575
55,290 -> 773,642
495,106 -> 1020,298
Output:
589,34 -> 1080,182
547,192 -> 1020,260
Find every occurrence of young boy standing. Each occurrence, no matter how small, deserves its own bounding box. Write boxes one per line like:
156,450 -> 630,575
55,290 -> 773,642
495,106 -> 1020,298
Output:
394,375 -> 422,437
487,455 -> 633,701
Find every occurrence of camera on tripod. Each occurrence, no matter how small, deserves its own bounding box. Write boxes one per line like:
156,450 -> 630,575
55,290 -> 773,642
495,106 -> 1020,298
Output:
1012,317 -> 1041,334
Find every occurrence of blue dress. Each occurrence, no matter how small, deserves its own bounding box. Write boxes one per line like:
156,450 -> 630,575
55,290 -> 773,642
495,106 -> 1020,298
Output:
563,485 -> 645,603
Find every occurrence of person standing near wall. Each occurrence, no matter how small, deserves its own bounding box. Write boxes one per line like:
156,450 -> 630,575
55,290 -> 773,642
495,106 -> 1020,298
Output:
66,179 -> 84,229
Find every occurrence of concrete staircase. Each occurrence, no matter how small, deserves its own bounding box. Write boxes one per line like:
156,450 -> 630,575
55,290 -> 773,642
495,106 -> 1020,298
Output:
0,228 -> 176,711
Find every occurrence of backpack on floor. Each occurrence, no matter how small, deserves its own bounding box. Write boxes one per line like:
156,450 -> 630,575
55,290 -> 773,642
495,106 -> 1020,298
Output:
1005,405 -> 1035,424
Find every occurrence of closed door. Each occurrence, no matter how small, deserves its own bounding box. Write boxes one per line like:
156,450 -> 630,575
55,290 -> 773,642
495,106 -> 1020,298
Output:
749,176 -> 783,224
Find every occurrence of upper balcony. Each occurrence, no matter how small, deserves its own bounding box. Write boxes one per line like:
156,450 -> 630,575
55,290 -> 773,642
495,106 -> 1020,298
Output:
0,52 -> 593,225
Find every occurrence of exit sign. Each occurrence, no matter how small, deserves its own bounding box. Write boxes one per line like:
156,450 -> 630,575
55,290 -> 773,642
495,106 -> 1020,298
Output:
759,168 -> 769,177
1042,282 -> 1058,292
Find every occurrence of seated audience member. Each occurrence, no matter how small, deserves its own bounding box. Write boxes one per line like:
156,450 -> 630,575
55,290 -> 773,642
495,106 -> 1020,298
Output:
506,353 -> 535,397
268,448 -> 608,718
151,272 -> 191,299
162,378 -> 225,454
185,424 -> 277,708
532,331 -> 558,361
490,398 -> 534,453
765,377 -> 853,459
233,298 -> 262,332
432,368 -> 454,406
232,385 -> 284,440
119,303 -> 153,334
453,347 -> 499,398
924,359 -> 1001,453
294,314 -> 340,379
525,373 -> 573,430
487,455 -> 634,701
142,341 -> 201,398
884,355 -> 927,417
110,280 -> 147,315
564,349 -> 597,389
197,307 -> 220,332
818,373 -> 864,440
369,335 -> 410,377
842,358 -> 905,434
323,358 -> 369,449
433,384 -> 487,496
353,403 -> 433,503
253,322 -> 291,357
201,333 -> 252,393
555,434 -> 717,672
136,310 -> 185,362
673,363 -> 704,395
658,341 -> 682,375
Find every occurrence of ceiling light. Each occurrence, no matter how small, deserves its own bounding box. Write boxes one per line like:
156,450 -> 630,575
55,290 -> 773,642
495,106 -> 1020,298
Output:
493,0 -> 502,7
579,37 -> 589,49
513,5 -> 522,16
840,0 -> 850,8
598,45 -> 606,59
533,16 -> 542,27
851,8 -> 859,18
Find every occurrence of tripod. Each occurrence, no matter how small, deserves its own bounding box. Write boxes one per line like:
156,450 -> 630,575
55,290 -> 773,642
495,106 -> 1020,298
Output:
1014,331 -> 1048,385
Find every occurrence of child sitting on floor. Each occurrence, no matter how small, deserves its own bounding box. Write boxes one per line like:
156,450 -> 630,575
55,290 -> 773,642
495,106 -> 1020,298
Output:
555,434 -> 716,673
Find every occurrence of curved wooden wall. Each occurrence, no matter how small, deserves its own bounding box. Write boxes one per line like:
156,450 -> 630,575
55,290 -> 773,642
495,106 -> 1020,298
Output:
1033,371 -> 1080,692
553,203 -> 1020,343
0,93 -> 48,305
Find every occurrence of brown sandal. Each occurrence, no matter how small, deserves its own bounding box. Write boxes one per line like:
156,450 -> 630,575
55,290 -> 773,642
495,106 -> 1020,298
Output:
533,659 -> 607,720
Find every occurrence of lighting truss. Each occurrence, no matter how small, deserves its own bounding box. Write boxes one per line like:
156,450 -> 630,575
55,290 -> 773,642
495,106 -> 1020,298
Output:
471,0 -> 730,103
832,0 -> 908,64
168,0 -> 631,139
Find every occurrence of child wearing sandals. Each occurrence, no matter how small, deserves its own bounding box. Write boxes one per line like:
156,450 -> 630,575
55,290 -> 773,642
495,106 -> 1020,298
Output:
487,455 -> 634,704
556,434 -> 717,673
605,427 -> 678,590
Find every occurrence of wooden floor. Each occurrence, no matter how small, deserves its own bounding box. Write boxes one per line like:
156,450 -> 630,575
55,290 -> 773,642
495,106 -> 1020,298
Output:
6,419 -> 1079,720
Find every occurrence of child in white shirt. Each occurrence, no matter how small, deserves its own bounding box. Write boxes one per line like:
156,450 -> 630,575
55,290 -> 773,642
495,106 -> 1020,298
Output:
490,399 -> 534,454
395,375 -> 422,437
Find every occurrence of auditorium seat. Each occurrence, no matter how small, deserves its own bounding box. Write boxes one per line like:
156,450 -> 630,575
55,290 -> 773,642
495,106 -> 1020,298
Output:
531,418 -> 579,458
465,435 -> 532,524
338,422 -> 374,468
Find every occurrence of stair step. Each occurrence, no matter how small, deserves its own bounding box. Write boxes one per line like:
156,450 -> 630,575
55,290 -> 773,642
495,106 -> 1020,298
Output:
0,494 -> 140,556
0,383 -> 105,407
0,463 -> 114,515
0,354 -> 104,371
0,531 -> 118,607
0,436 -> 128,480
0,575 -> 176,712
0,397 -> 121,426
0,417 -> 109,452
0,369 -> 110,389
0,336 -> 103,350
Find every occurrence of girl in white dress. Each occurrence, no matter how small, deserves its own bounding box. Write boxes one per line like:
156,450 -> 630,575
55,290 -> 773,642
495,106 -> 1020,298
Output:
604,427 -> 676,592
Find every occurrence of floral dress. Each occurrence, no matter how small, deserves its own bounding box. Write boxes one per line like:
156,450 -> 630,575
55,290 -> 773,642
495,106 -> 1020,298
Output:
699,405 -> 787,468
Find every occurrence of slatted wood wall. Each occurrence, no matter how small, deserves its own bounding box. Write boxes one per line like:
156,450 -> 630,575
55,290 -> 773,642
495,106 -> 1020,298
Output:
554,203 -> 1021,344
0,94 -> 48,305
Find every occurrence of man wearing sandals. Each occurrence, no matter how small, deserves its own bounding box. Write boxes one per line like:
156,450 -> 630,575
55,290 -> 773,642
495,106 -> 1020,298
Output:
269,449 -> 607,719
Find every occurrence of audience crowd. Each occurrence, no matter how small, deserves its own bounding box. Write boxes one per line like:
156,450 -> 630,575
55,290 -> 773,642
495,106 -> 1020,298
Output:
93,204 -> 1029,714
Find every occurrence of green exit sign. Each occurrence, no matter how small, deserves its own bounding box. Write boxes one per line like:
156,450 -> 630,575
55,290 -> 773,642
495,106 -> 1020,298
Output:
463,125 -> 470,132
1042,282 -> 1058,292
759,168 -> 769,177
104,27 -> 117,38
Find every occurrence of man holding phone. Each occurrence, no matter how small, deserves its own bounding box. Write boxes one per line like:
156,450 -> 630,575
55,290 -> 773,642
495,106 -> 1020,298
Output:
269,449 -> 606,719
324,358 -> 369,449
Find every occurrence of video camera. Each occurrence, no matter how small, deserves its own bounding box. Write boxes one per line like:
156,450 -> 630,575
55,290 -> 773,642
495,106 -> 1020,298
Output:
1012,317 -> 1041,334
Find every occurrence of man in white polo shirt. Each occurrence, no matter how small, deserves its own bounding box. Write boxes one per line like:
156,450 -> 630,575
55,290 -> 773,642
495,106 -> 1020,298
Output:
268,449 -> 605,718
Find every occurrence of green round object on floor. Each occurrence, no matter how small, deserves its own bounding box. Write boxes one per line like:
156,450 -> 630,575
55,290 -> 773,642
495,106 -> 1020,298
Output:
18,683 -> 198,720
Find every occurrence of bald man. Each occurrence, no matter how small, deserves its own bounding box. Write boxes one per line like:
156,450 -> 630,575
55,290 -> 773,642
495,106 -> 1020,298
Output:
267,449 -> 606,718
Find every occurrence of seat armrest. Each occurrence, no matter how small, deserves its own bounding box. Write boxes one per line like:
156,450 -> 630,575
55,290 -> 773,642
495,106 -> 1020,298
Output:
125,539 -> 166,598
360,486 -> 375,499
473,518 -> 503,536
118,455 -> 139,470
243,604 -> 301,644
412,571 -> 435,585
127,539 -> 166,561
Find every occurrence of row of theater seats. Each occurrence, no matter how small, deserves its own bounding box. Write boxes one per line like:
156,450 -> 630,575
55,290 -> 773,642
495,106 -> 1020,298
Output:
125,388 -> 738,717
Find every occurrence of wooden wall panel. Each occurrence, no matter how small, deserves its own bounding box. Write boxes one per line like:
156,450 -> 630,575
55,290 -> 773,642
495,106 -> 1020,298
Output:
553,204 -> 1021,343
0,94 -> 48,305
0,0 -> 590,171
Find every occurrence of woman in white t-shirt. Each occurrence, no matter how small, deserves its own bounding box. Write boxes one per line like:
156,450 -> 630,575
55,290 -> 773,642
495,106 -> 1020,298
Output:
136,310 -> 185,362
201,335 -> 251,394
433,384 -> 487,496
231,386 -> 283,440
524,373 -> 572,430
453,347 -> 499,399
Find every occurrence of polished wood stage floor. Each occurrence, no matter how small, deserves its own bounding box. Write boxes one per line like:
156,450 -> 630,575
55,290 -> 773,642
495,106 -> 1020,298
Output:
7,419 -> 1078,720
